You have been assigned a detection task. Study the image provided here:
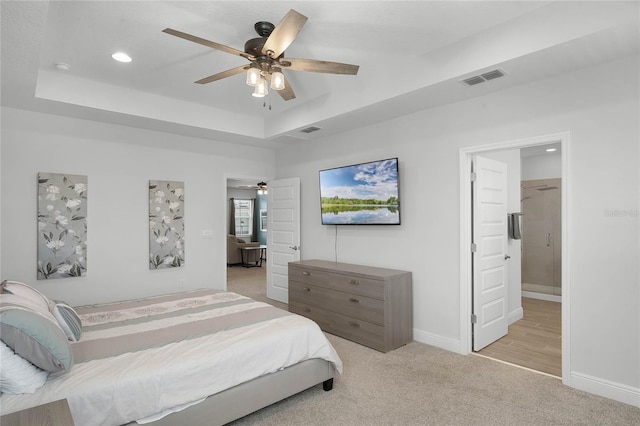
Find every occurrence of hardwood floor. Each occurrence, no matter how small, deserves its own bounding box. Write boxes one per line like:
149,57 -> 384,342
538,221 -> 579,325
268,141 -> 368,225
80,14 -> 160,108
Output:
476,297 -> 561,377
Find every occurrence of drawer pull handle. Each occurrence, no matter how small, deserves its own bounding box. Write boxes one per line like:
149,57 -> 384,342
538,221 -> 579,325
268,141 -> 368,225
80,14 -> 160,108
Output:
349,298 -> 360,303
303,308 -> 311,313
349,322 -> 360,328
303,287 -> 311,292
349,279 -> 360,285
302,271 -> 310,276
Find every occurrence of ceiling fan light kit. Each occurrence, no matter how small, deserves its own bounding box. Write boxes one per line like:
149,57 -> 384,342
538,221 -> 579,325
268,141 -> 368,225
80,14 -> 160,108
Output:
163,9 -> 359,102
246,67 -> 261,86
257,182 -> 268,195
270,69 -> 285,91
252,77 -> 269,97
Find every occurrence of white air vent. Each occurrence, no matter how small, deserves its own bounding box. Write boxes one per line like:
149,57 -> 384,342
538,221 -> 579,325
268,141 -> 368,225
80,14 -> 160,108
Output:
480,69 -> 505,81
460,69 -> 506,86
300,126 -> 321,134
461,76 -> 486,86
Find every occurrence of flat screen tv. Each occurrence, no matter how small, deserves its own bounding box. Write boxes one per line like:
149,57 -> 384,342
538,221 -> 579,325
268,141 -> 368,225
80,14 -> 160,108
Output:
319,158 -> 400,225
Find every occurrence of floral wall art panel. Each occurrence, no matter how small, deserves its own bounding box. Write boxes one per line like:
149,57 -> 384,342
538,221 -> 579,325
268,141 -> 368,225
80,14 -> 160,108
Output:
37,172 -> 87,280
149,180 -> 185,269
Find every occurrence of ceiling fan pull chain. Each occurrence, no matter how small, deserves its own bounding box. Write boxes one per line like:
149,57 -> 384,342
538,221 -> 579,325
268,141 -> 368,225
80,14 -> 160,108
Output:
261,95 -> 272,110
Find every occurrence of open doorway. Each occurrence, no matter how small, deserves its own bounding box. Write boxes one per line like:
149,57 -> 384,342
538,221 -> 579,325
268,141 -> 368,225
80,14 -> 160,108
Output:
459,132 -> 570,384
477,143 -> 562,377
225,177 -> 269,300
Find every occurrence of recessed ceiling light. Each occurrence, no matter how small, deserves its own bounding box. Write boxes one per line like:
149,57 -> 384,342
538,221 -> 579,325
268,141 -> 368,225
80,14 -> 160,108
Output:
111,52 -> 132,63
546,148 -> 557,152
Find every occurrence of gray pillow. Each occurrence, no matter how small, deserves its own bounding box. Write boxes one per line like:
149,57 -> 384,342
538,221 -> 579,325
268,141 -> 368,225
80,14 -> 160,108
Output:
0,295 -> 74,372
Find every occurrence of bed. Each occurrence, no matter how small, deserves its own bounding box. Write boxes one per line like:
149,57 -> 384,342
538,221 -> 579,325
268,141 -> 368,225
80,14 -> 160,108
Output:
0,285 -> 342,426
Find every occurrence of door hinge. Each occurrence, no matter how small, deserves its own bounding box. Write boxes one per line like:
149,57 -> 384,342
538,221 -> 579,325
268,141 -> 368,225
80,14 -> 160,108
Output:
470,172 -> 477,182
471,243 -> 477,253
471,314 -> 478,324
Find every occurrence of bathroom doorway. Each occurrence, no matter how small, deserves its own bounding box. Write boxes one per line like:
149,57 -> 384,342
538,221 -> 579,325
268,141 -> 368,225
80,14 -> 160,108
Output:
460,132 -> 569,382
477,145 -> 562,376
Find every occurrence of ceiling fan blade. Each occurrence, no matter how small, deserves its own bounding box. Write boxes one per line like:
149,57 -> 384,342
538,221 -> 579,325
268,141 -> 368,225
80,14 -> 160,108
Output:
195,65 -> 249,84
284,58 -> 359,75
262,9 -> 308,58
163,28 -> 254,60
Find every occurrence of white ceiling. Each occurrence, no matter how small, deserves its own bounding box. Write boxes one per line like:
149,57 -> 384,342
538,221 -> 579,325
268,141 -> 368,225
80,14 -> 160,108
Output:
2,1 -> 638,149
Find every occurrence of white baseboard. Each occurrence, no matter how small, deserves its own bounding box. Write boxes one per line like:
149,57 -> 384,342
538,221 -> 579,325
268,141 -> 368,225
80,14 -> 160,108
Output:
413,329 -> 640,408
413,328 -> 463,354
522,290 -> 562,303
508,307 -> 523,325
570,371 -> 640,408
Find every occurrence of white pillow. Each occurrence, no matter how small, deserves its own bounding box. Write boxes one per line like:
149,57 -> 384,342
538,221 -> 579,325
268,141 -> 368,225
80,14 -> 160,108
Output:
1,280 -> 50,312
0,340 -> 49,394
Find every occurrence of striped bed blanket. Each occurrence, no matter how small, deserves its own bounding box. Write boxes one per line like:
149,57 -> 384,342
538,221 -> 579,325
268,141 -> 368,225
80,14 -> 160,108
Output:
1,289 -> 342,426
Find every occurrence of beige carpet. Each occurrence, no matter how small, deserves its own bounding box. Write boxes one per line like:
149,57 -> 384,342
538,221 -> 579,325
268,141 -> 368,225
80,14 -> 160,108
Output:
227,266 -> 640,425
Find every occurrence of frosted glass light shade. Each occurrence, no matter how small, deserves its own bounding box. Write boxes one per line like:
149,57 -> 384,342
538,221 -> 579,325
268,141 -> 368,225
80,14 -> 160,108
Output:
252,78 -> 268,97
270,71 -> 285,90
246,68 -> 261,86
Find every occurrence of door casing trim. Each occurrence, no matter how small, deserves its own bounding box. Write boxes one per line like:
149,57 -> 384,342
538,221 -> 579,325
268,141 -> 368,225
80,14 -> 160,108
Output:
459,131 -> 570,385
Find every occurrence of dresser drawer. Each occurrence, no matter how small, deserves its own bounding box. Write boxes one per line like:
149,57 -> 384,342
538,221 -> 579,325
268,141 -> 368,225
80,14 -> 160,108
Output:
289,266 -> 385,300
289,282 -> 384,325
290,301 -> 385,352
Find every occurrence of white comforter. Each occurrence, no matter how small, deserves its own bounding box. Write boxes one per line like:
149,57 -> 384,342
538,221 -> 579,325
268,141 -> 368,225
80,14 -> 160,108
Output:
0,291 -> 342,426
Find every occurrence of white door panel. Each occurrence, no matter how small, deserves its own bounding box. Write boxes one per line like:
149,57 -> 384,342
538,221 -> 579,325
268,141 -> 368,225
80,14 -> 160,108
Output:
473,155 -> 509,351
267,177 -> 300,304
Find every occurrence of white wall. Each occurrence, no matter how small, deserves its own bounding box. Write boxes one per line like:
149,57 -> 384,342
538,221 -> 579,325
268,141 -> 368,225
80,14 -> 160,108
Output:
0,107 -> 275,305
522,152 -> 561,180
275,55 -> 639,403
227,188 -> 258,199
0,110 -> 2,282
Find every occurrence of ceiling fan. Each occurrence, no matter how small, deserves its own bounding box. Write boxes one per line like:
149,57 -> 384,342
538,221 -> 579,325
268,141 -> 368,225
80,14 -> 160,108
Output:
163,9 -> 359,101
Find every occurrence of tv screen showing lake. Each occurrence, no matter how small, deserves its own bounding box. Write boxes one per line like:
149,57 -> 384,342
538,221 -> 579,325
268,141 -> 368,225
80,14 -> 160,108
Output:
321,205 -> 399,224
319,158 -> 400,225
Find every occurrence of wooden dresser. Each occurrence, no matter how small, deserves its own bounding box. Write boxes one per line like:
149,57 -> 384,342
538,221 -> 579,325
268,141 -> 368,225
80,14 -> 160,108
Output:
288,259 -> 412,352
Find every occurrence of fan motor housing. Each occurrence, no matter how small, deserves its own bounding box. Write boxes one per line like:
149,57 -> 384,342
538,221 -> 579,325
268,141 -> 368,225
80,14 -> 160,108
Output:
244,37 -> 285,65
244,38 -> 267,57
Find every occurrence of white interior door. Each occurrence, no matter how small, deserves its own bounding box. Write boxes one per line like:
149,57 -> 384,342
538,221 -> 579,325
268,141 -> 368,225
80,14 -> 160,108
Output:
266,177 -> 300,303
472,155 -> 509,351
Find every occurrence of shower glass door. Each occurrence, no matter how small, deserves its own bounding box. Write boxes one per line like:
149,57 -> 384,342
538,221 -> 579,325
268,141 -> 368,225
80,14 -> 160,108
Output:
521,178 -> 561,296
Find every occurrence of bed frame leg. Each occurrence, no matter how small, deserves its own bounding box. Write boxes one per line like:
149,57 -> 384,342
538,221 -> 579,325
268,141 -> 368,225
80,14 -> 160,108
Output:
322,378 -> 334,391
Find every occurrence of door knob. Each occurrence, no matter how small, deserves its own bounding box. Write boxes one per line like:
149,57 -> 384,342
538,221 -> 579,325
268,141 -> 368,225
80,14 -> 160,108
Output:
289,245 -> 299,251
504,254 -> 511,260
